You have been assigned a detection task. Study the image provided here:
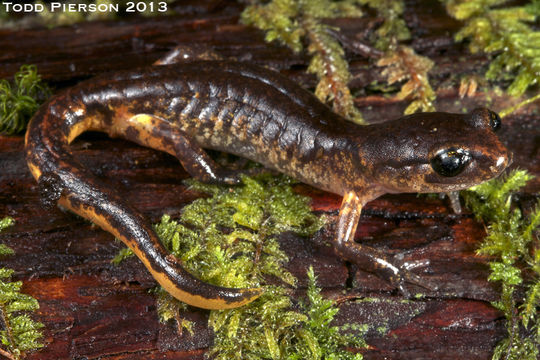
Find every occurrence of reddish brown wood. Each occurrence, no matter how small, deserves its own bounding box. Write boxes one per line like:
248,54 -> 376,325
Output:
0,1 -> 538,359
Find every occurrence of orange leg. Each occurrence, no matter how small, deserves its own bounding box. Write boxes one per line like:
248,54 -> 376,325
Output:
334,191 -> 436,296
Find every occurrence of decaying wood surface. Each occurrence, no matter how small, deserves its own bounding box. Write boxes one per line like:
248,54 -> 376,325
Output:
0,1 -> 538,359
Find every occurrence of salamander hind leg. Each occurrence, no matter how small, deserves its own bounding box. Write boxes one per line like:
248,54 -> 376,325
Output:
334,191 -> 438,296
114,114 -> 244,185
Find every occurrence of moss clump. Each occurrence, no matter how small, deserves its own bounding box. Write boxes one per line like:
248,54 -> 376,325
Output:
0,218 -> 15,257
358,0 -> 410,50
462,170 -> 540,360
287,267 -> 367,360
358,0 -> 436,114
377,46 -> 436,114
445,0 -> 540,97
241,0 -> 365,124
0,218 -> 45,360
0,65 -> 51,135
115,175 -> 367,358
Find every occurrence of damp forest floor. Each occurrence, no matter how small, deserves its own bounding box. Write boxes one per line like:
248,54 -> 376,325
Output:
0,1 -> 539,359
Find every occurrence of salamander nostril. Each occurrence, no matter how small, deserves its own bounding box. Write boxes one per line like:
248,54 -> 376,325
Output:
491,151 -> 512,173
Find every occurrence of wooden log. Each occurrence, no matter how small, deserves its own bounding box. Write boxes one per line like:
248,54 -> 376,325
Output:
0,1 -> 538,359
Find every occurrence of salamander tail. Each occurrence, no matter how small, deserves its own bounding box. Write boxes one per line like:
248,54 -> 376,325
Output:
25,103 -> 262,310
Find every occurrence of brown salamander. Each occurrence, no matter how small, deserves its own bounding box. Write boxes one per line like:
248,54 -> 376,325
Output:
25,56 -> 511,309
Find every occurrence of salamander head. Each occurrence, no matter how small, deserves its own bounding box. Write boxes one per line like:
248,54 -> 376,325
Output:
359,108 -> 511,194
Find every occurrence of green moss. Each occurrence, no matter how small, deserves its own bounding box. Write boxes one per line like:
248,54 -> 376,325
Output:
376,326 -> 387,335
358,0 -> 410,50
115,175 -> 368,358
0,218 -> 14,232
377,46 -> 436,114
286,267 -> 367,360
462,170 -> 540,360
0,65 -> 51,135
164,175 -> 367,359
241,0 -> 365,124
153,175 -> 322,289
110,247 -> 134,265
0,218 -> 44,360
445,0 -> 540,97
0,218 -> 15,257
349,1 -> 435,115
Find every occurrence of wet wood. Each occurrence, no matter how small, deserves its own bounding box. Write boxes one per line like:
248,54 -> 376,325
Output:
0,1 -> 538,359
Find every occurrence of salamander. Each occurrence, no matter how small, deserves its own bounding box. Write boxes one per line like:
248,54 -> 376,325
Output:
25,53 -> 511,309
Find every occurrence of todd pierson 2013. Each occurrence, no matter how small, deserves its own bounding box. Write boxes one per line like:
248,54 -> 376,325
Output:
1,1 -> 168,13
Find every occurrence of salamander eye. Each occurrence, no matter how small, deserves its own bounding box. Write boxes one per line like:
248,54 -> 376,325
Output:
488,110 -> 501,131
430,148 -> 471,177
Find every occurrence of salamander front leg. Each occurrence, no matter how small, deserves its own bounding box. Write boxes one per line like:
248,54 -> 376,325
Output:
334,191 -> 436,296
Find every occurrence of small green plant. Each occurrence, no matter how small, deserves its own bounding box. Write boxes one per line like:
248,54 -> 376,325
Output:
359,0 -> 436,114
0,65 -> 51,135
377,46 -> 436,114
445,0 -> 540,97
358,0 -> 410,50
0,218 -> 15,257
241,0 -> 366,124
462,170 -> 540,360
0,217 -> 45,360
115,175 -> 367,358
287,267 -> 367,360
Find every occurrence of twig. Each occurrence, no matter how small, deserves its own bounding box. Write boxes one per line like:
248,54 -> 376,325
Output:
499,92 -> 540,118
0,347 -> 17,360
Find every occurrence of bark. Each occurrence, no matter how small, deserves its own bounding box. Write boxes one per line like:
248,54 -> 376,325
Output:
0,1 -> 538,359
